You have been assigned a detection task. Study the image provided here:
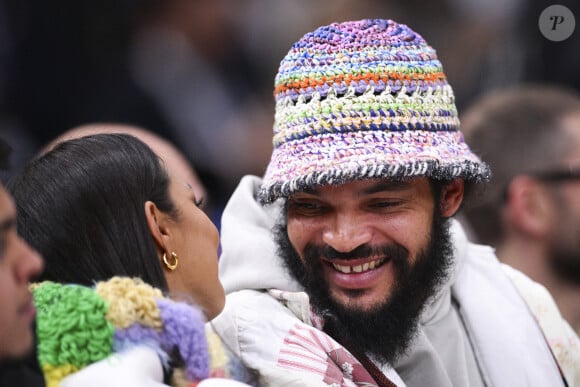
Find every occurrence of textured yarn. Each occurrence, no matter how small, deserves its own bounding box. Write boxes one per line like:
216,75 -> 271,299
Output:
259,19 -> 490,203
32,277 -> 229,387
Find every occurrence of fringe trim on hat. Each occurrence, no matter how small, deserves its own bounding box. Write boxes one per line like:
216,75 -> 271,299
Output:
258,159 -> 490,204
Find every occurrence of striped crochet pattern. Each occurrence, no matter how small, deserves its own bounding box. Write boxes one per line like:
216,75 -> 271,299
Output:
32,277 -> 219,387
259,19 -> 490,203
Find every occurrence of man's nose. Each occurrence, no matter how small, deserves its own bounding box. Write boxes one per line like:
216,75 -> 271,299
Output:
322,212 -> 372,253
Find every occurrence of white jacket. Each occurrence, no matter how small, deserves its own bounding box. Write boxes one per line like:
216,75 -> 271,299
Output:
59,346 -> 251,387
212,175 -> 579,387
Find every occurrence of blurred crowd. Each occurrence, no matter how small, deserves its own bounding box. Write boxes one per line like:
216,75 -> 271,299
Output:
0,0 -> 578,219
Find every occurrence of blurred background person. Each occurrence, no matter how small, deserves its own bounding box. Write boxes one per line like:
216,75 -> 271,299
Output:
1,0 -> 273,213
124,0 -> 273,207
460,84 -> 580,335
43,122 -> 213,221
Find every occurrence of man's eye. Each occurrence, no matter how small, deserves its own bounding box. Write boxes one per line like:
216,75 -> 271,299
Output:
289,200 -> 325,214
369,200 -> 400,209
295,202 -> 319,210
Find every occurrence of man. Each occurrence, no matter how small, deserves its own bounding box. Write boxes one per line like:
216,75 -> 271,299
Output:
460,84 -> 580,335
211,20 -> 579,386
0,138 -> 45,384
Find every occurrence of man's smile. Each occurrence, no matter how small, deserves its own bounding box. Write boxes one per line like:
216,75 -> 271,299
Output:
324,256 -> 390,274
321,256 -> 394,291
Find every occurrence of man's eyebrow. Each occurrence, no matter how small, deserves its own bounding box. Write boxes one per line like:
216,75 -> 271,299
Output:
297,180 -> 413,196
360,180 -> 413,194
299,187 -> 319,195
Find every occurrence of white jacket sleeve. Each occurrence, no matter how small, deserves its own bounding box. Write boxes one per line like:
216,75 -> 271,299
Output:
197,379 -> 255,387
58,346 -> 167,387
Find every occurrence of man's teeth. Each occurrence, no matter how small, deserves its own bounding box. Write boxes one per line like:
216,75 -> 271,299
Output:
332,259 -> 385,274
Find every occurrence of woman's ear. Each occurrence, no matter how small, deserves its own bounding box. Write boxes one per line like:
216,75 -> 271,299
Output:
440,178 -> 464,217
144,201 -> 170,254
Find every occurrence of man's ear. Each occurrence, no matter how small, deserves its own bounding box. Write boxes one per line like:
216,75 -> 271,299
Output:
504,176 -> 553,237
440,178 -> 464,217
144,201 -> 170,254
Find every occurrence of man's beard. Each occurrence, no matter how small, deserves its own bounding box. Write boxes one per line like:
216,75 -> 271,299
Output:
274,210 -> 455,365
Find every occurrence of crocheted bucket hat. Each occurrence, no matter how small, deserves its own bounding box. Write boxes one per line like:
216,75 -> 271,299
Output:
258,19 -> 490,203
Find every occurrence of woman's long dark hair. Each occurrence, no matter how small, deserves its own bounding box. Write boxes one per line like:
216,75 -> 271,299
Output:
8,133 -> 177,290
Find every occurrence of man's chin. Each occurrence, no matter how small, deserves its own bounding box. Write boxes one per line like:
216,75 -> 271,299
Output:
330,289 -> 390,314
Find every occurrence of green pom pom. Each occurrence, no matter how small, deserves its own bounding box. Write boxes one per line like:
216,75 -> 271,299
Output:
33,282 -> 114,368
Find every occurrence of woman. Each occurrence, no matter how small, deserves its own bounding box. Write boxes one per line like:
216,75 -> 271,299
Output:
8,133 -> 253,386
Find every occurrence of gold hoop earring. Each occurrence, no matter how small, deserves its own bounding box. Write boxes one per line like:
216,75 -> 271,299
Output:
163,252 -> 178,271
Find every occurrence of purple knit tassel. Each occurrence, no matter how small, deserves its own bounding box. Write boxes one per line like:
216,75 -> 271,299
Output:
157,298 -> 210,381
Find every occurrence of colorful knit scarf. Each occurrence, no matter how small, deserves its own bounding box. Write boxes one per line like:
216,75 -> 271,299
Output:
32,277 -> 246,387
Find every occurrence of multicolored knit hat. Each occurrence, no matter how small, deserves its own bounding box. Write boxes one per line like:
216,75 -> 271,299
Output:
258,19 -> 490,203
32,277 -> 244,387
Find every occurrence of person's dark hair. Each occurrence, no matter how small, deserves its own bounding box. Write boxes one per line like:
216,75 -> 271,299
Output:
7,133 -> 177,290
460,84 -> 580,245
